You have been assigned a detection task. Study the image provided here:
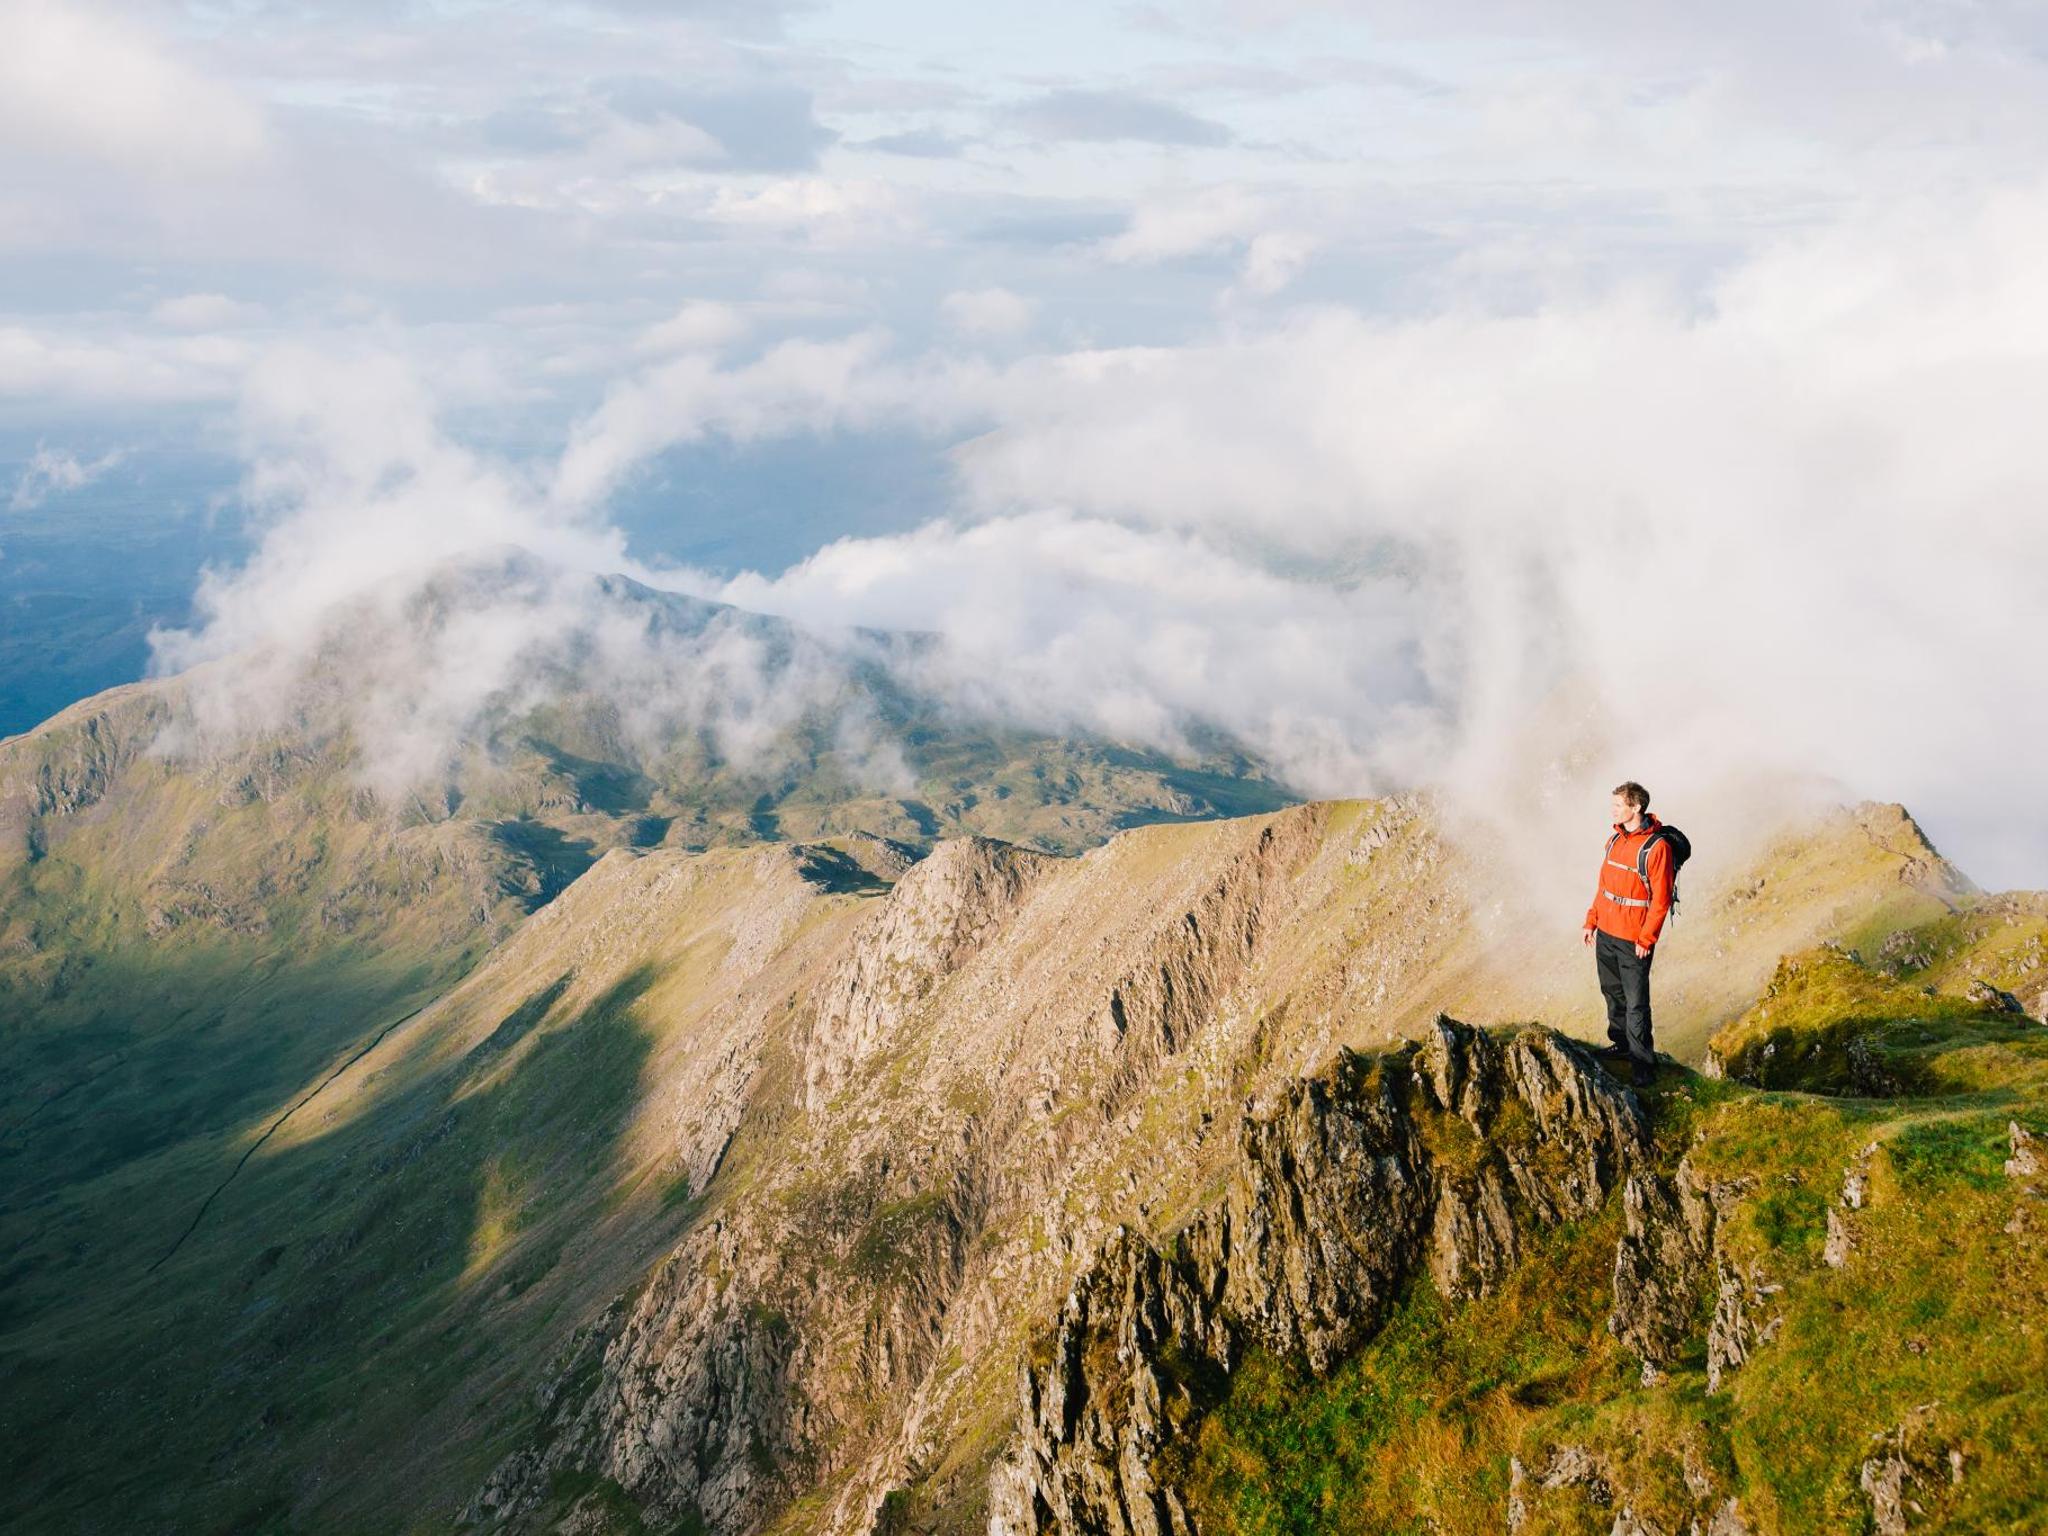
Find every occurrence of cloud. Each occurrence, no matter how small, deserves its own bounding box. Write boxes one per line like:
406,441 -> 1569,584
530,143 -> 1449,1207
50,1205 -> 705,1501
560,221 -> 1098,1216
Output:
550,329 -> 917,509
704,177 -> 912,242
0,0 -> 270,177
1006,89 -> 1234,147
1102,184 -> 1272,264
150,293 -> 268,331
636,300 -> 751,356
602,79 -> 838,171
1237,229 -> 1318,294
133,176 -> 2048,894
0,324 -> 251,405
717,509 -> 1433,789
1098,185 -> 1320,295
860,128 -> 966,159
927,185 -> 2048,886
9,444 -> 125,510
940,287 -> 1034,338
141,345 -> 913,799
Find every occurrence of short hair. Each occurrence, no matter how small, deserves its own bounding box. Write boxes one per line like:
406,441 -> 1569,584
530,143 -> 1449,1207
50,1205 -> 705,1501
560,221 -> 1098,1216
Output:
1612,781 -> 1650,812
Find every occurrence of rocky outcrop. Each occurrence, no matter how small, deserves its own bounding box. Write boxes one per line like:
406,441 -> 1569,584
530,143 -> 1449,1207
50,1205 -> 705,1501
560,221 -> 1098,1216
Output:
1509,1441 -> 1755,1535
989,1018 -> 1648,1535
1823,1207 -> 1853,1268
1859,1404 -> 1962,1535
803,838 -> 1054,1111
996,1229 -> 1225,1536
1965,979 -> 2026,1015
468,1218 -> 806,1534
2007,1121 -> 2042,1179
1608,1162 -> 1719,1375
1705,1255 -> 1784,1395
1608,1158 -> 1769,1394
469,812 -> 1330,1536
456,798 -> 2024,1536
0,686 -> 175,866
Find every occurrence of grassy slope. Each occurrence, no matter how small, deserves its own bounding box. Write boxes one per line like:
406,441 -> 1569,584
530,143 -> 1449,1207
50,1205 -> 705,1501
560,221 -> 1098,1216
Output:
1172,943 -> 2048,1535
0,658 -> 1290,1533
0,843 -> 873,1535
0,661 -> 1292,1175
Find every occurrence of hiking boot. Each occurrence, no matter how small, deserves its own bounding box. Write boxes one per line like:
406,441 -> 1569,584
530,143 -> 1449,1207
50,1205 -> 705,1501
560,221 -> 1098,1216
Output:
1597,1040 -> 1630,1060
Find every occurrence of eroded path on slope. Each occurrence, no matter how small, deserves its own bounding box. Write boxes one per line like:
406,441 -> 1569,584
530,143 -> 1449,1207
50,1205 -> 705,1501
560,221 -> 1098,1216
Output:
147,1003 -> 428,1274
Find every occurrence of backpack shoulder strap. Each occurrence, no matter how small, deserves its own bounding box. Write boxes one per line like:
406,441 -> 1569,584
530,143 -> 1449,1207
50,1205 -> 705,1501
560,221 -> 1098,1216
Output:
1634,827 -> 1670,883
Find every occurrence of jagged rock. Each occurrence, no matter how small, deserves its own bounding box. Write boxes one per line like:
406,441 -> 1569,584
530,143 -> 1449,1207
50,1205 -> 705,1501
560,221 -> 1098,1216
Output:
1842,1142 -> 1877,1209
2007,1121 -> 2041,1179
1512,1443 -> 1746,1536
1609,1163 -> 1717,1366
1966,979 -> 2026,1014
468,1222 -> 803,1533
1859,1405 -> 1954,1535
1824,1207 -> 1853,1268
476,808 -> 1334,1536
1608,1154 -> 1776,1393
989,1019 -> 1647,1535
804,838 -> 1054,1111
1708,1256 -> 1783,1394
1005,1228 -> 1226,1536
1507,1456 -> 1530,1532
1513,1440 -> 1752,1536
1539,1444 -> 1611,1504
1707,1262 -> 1750,1392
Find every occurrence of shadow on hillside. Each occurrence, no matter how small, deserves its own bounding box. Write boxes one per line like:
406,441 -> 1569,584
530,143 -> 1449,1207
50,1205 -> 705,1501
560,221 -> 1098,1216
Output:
0,944 -> 467,1203
492,817 -> 599,908
0,965 -> 680,1535
529,744 -> 657,817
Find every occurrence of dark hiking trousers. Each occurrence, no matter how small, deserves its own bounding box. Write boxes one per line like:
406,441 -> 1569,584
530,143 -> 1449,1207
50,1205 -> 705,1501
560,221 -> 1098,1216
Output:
1594,927 -> 1655,1070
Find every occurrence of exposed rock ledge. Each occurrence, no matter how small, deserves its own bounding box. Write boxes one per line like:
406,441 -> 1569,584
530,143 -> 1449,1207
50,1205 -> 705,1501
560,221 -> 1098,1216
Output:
988,1016 -> 1649,1536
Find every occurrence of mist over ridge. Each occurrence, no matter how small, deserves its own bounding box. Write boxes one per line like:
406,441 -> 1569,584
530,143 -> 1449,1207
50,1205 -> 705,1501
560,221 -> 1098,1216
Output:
122,179 -> 2048,894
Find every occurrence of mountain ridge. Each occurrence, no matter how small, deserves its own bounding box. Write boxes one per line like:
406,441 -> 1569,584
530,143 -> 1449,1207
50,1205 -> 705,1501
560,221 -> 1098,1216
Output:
3,750 -> 2041,1533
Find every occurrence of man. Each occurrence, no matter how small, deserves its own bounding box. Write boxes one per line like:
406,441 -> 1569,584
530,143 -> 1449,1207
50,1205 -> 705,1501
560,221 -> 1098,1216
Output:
1582,781 -> 1675,1087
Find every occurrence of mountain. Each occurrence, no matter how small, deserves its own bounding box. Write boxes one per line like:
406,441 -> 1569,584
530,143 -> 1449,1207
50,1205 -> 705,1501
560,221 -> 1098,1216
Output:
0,558 -> 1290,1304
5,771 -> 2042,1534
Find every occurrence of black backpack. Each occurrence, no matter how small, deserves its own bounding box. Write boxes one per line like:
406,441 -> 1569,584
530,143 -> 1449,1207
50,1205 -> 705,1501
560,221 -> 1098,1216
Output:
1610,824 -> 1692,914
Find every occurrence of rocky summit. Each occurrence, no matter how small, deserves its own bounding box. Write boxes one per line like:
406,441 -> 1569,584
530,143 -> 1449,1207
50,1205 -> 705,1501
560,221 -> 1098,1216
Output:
2,722 -> 2044,1535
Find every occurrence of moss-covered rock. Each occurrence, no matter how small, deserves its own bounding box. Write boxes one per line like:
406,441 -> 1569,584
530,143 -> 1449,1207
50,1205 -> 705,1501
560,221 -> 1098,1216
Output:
1705,944 -> 2041,1096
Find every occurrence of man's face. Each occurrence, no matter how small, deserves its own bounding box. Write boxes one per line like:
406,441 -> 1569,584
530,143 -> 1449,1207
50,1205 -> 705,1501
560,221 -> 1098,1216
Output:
1611,793 -> 1637,827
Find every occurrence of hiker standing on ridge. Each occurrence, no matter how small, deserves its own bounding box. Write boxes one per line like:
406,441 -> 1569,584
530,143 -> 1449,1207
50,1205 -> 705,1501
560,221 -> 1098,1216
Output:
1582,781 -> 1681,1088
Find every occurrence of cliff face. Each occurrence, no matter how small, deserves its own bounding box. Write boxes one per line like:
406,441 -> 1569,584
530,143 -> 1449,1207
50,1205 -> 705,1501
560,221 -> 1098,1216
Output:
804,837 -> 1057,1113
991,1018 -> 1647,1536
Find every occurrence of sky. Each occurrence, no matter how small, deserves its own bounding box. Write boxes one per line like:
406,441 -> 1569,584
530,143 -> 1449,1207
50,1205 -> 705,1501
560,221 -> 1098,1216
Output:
5,0 -> 2048,889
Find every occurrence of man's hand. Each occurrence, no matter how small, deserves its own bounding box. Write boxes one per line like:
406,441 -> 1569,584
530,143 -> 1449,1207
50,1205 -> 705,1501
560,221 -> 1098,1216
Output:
1583,927 -> 1594,948
1634,942 -> 1651,958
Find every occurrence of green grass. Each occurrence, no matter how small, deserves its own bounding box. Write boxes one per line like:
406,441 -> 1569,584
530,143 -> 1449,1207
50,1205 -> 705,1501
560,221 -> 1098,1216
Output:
1171,977 -> 2048,1536
1176,1212 -> 1623,1535
0,962 -> 684,1534
1707,945 -> 2040,1097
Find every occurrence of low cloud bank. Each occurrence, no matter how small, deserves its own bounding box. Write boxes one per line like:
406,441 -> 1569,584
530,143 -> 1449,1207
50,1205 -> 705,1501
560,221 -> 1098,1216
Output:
150,181 -> 2048,891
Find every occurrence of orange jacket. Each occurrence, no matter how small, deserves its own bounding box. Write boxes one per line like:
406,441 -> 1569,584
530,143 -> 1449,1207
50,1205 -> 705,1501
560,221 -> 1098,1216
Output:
1585,813 -> 1675,949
